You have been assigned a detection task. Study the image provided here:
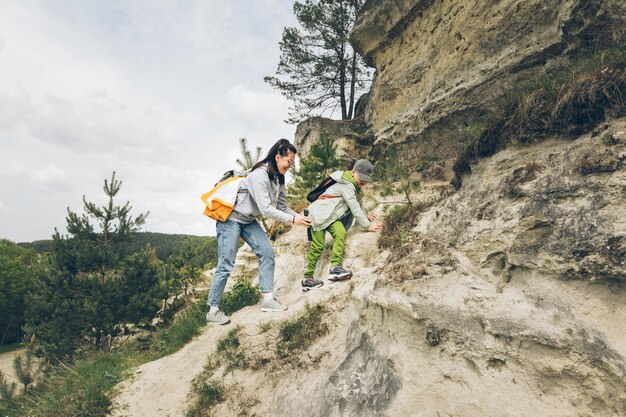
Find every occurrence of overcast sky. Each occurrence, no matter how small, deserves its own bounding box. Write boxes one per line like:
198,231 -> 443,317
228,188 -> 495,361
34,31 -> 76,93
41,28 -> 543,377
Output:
0,0 -> 300,242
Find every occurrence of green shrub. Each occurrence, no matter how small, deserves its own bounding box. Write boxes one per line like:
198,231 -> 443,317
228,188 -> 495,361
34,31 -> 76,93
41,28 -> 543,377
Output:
0,370 -> 17,403
150,294 -> 209,357
187,378 -> 225,417
0,239 -> 37,347
4,293 -> 212,417
220,277 -> 261,316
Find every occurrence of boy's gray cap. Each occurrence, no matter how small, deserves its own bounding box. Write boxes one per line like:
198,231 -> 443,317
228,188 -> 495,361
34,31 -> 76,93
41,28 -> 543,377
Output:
353,159 -> 374,182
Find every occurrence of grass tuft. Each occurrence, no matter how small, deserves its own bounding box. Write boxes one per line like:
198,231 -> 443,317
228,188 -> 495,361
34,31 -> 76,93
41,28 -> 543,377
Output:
378,205 -> 420,251
276,304 -> 328,358
453,46 -> 626,188
186,377 -> 225,417
1,352 -> 129,417
216,328 -> 248,374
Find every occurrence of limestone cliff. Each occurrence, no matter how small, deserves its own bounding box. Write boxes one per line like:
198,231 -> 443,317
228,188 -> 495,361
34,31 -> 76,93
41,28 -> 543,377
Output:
349,0 -> 626,160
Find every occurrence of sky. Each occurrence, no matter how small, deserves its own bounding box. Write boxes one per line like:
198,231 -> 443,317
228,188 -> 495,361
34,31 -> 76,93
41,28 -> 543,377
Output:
0,0 -> 300,242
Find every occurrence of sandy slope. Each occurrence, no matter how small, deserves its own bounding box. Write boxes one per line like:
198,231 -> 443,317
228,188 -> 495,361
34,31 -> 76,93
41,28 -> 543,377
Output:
110,222 -> 380,417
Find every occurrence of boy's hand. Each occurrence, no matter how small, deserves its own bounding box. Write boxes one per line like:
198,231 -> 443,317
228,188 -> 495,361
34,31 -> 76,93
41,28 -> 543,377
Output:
294,215 -> 312,227
367,223 -> 382,232
367,213 -> 377,221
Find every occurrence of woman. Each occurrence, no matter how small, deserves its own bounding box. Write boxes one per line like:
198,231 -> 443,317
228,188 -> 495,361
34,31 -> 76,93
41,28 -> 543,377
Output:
207,139 -> 311,324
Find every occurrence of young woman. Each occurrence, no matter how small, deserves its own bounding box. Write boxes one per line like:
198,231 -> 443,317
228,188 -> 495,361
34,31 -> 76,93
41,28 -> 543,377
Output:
207,139 -> 311,324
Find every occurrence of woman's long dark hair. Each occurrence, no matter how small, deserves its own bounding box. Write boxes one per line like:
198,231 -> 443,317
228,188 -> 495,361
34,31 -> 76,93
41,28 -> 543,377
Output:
252,138 -> 297,185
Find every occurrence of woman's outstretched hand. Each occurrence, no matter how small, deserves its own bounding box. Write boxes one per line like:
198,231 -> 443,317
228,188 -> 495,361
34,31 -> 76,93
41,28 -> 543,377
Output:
294,215 -> 312,227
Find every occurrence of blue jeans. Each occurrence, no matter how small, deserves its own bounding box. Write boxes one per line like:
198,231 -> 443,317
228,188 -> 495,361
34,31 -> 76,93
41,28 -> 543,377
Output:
207,219 -> 275,307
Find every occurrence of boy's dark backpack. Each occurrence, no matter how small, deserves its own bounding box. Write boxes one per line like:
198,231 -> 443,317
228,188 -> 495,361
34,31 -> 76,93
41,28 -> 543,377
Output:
307,176 -> 336,203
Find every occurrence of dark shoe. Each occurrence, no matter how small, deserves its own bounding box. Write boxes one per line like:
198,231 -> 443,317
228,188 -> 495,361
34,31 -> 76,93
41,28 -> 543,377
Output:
301,277 -> 324,292
328,266 -> 352,281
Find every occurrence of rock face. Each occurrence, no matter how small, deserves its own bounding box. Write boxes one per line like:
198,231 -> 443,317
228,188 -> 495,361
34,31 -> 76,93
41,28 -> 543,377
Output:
418,121 -> 626,285
350,0 -> 626,159
294,116 -> 372,162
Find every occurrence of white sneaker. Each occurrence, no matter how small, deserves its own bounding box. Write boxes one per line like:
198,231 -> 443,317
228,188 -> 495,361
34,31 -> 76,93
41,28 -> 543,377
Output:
206,310 -> 230,325
261,298 -> 288,312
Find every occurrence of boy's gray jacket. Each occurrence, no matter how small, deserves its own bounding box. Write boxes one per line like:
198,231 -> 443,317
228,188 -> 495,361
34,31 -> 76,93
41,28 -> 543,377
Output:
229,164 -> 298,224
308,170 -> 371,232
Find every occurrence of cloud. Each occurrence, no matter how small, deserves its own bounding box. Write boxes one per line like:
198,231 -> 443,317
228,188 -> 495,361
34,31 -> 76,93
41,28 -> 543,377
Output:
0,84 -> 35,136
0,0 -> 301,242
28,164 -> 69,190
26,92 -> 172,154
227,84 -> 289,120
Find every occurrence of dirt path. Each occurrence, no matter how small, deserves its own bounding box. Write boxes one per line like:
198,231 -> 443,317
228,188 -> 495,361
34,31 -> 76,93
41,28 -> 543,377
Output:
0,348 -> 24,388
111,322 -> 231,417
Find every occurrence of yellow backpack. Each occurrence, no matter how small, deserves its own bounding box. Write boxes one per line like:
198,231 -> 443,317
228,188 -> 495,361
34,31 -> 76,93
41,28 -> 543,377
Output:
200,173 -> 246,221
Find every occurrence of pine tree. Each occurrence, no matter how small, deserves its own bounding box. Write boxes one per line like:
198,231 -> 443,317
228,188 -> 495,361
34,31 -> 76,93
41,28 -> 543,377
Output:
265,0 -> 370,122
13,336 -> 41,394
24,172 -> 165,358
170,242 -> 202,298
65,171 -> 149,282
235,137 -> 262,171
376,147 -> 421,207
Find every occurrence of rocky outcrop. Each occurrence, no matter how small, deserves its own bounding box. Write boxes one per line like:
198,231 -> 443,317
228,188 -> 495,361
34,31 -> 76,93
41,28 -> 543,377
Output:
412,119 -> 626,286
293,116 -> 372,162
364,118 -> 626,416
350,0 -> 626,159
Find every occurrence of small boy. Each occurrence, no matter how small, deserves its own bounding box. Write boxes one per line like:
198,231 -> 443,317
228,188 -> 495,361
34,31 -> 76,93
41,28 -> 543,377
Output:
302,159 -> 381,291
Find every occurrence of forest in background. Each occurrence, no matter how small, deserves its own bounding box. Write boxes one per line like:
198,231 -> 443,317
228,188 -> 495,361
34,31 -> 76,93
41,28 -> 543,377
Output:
18,232 -> 217,269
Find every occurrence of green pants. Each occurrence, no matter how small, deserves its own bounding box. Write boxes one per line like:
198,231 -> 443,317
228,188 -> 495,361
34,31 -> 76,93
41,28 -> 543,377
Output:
304,220 -> 347,278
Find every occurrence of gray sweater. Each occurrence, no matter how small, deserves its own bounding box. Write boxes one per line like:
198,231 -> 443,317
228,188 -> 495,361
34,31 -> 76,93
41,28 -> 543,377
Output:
229,164 -> 298,224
